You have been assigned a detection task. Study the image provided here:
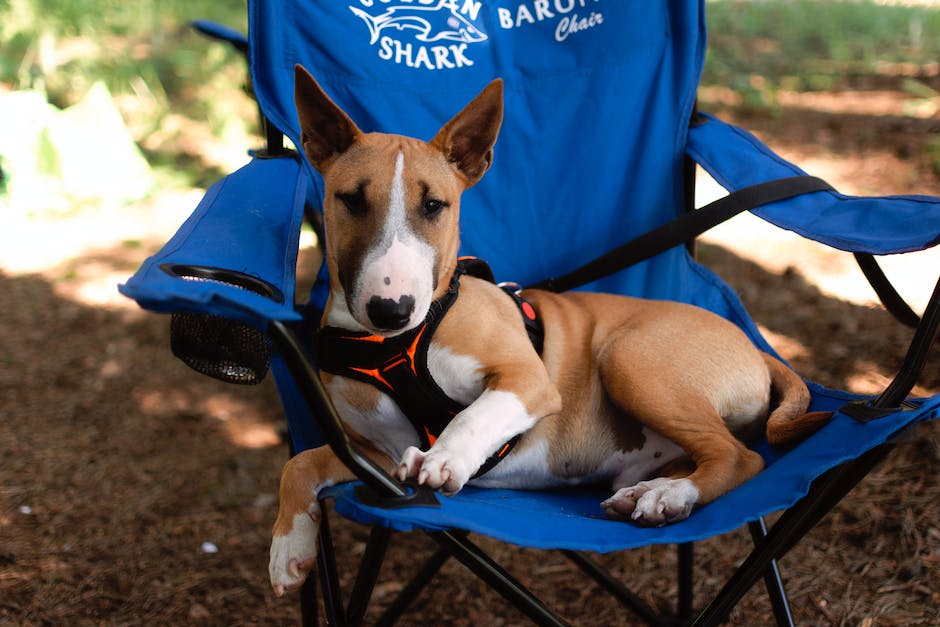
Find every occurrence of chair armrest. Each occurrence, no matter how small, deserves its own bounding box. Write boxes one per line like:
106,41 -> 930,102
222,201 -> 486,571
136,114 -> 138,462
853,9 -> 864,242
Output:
686,112 -> 940,255
119,155 -> 308,327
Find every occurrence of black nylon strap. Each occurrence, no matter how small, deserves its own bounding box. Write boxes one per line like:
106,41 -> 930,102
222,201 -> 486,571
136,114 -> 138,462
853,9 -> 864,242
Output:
853,252 -> 921,329
314,286 -> 463,449
527,175 -> 834,293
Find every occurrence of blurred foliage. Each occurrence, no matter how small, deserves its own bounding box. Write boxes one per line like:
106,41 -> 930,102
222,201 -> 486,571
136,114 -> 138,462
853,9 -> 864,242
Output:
704,0 -> 940,111
0,0 -> 246,104
0,0 -> 249,189
928,136 -> 940,175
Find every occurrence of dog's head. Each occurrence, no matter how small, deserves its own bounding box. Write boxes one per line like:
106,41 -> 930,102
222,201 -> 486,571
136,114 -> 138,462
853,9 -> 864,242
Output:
294,64 -> 503,335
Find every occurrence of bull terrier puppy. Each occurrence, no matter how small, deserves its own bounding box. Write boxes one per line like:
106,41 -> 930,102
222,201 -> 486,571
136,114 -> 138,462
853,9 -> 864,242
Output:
269,65 -> 828,595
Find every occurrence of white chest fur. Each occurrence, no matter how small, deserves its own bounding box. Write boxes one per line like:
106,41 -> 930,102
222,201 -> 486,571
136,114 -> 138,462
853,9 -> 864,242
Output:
425,343 -> 485,404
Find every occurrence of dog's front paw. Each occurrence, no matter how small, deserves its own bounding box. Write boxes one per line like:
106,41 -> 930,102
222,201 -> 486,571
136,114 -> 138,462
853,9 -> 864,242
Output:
269,509 -> 320,597
397,445 -> 471,495
602,477 -> 700,526
397,446 -> 427,482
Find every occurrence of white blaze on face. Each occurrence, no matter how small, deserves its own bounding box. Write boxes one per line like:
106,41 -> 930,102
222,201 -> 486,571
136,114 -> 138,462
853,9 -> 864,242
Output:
353,150 -> 436,333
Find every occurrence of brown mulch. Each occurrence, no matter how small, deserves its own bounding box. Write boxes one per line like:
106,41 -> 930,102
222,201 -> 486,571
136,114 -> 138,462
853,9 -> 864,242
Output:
2,103 -> 939,625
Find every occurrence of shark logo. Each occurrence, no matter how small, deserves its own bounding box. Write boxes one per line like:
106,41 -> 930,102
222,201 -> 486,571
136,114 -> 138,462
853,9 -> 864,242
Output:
350,4 -> 487,44
349,1 -> 488,71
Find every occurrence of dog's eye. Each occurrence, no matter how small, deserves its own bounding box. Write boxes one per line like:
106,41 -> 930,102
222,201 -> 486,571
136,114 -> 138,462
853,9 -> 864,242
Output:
422,198 -> 448,218
336,188 -> 368,217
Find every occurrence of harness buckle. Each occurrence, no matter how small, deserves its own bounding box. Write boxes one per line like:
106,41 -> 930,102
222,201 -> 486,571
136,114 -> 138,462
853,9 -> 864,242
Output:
497,281 -> 523,295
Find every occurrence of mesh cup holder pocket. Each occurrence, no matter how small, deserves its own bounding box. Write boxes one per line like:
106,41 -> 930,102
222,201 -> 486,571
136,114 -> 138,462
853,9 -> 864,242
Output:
170,312 -> 272,384
163,264 -> 283,385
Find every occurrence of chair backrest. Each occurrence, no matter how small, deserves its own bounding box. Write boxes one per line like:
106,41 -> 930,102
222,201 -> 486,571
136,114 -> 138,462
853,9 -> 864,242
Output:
249,0 -> 706,301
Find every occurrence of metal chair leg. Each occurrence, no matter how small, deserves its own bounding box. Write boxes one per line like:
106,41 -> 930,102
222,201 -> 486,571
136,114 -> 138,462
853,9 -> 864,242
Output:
346,526 -> 393,626
692,445 -> 892,626
429,531 -> 571,627
677,542 -> 694,622
562,550 -> 668,626
748,518 -> 794,627
317,506 -> 347,626
299,568 -> 319,627
375,547 -> 451,627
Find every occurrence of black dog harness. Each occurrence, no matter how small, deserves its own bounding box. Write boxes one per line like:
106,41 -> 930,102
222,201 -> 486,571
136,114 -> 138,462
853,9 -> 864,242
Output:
315,258 -> 543,478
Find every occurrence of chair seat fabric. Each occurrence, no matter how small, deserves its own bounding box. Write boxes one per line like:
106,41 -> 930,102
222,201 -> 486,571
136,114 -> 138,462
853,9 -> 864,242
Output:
325,394 -> 939,551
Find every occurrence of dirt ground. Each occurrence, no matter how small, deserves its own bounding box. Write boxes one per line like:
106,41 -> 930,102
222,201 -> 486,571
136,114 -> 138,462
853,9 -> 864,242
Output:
2,95 -> 939,625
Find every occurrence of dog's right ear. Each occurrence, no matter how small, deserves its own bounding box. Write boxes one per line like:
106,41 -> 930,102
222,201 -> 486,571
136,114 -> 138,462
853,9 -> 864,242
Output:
294,64 -> 362,172
430,78 -> 503,188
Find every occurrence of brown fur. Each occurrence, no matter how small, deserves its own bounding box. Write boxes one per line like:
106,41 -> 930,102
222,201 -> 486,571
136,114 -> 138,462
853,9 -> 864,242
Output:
762,353 -> 827,444
462,288 -> 796,504
272,433 -> 395,537
319,136 -> 464,302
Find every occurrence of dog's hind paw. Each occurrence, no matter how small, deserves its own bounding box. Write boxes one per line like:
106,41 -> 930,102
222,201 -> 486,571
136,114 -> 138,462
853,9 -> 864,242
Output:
269,510 -> 319,597
601,477 -> 700,526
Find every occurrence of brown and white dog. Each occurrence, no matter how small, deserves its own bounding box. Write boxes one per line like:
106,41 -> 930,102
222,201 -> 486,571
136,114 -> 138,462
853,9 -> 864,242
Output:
269,65 -> 828,595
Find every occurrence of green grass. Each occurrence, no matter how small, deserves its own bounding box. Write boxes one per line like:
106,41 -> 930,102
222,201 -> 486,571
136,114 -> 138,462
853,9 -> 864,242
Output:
704,0 -> 940,96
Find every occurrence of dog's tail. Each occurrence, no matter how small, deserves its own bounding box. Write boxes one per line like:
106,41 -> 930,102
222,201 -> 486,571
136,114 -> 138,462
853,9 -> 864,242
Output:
762,353 -> 831,445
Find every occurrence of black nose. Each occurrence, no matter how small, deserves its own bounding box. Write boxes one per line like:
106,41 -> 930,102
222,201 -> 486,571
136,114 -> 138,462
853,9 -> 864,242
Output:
366,295 -> 416,331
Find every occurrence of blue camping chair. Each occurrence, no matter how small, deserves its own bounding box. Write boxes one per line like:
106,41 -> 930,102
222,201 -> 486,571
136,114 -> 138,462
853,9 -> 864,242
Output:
121,2 -> 940,624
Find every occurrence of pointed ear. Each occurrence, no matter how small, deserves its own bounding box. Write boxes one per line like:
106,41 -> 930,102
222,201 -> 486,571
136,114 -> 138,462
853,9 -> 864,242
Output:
430,78 -> 503,187
294,64 -> 362,172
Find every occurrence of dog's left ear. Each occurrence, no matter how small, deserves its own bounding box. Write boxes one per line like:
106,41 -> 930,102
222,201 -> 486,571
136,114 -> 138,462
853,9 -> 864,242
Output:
430,79 -> 503,187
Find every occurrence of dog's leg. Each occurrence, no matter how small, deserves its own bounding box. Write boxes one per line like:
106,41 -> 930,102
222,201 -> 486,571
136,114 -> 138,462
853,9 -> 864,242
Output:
269,446 -> 351,596
603,456 -> 696,524
269,444 -> 394,595
596,340 -> 765,526
603,416 -> 763,526
397,387 -> 547,494
397,352 -> 562,495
